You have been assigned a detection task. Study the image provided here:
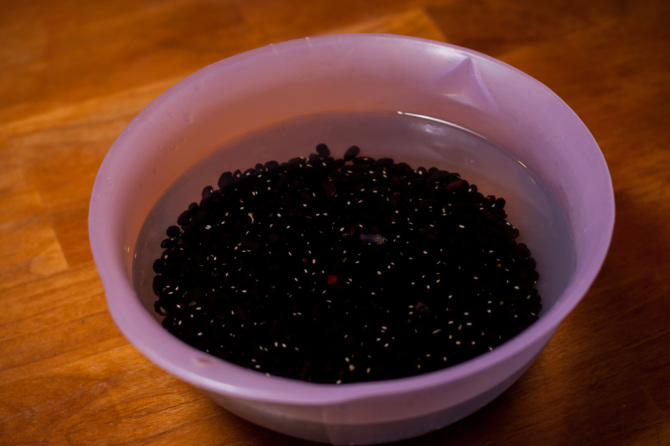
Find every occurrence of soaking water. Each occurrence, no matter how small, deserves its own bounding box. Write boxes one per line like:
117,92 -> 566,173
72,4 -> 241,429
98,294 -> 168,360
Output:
133,112 -> 575,320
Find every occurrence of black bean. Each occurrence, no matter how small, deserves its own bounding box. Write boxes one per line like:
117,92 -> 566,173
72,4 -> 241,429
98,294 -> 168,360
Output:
201,185 -> 214,200
152,258 -> 165,274
425,169 -> 451,183
153,144 -> 542,384
323,180 -> 336,197
218,171 -> 233,189
160,238 -> 174,249
359,233 -> 385,244
264,160 -> 279,170
154,301 -> 168,316
166,225 -> 181,238
316,143 -> 330,158
375,157 -> 394,167
344,145 -> 360,160
177,203 -> 198,227
152,275 -> 164,295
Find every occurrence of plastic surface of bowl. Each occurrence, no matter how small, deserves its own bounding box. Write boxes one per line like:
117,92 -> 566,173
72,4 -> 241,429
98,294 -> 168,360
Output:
89,34 -> 614,445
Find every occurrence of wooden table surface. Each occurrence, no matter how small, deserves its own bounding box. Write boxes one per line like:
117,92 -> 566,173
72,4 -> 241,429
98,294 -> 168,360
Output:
2,0 -> 669,444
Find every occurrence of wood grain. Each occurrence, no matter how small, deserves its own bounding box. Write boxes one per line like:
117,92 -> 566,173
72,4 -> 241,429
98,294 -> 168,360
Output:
2,0 -> 669,444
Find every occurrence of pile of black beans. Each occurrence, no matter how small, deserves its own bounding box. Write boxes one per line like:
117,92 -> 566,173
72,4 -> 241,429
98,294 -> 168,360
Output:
152,144 -> 541,384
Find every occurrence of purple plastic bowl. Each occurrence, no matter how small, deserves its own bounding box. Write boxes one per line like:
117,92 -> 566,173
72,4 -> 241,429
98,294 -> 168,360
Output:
89,34 -> 614,445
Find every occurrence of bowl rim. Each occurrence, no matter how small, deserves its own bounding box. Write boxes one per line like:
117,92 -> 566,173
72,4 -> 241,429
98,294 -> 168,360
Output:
89,33 -> 615,406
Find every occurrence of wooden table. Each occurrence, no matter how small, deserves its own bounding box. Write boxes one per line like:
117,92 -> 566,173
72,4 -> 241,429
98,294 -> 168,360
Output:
2,1 -> 669,444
